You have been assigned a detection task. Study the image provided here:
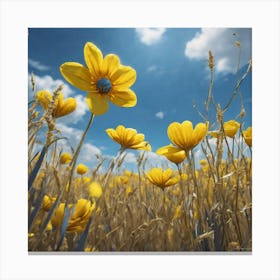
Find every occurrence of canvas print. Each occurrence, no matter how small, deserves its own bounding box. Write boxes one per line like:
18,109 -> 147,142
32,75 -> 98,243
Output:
28,28 -> 252,252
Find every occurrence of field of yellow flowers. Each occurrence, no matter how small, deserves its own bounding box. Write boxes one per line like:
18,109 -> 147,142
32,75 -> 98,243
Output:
28,42 -> 252,252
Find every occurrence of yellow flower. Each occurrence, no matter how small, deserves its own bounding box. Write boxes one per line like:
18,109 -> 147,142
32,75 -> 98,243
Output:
51,199 -> 95,232
145,167 -> 179,189
180,173 -> 188,181
88,182 -> 103,199
106,125 -> 151,151
200,159 -> 207,166
210,120 -> 240,138
125,186 -> 133,196
36,91 -> 76,118
42,195 -> 56,211
60,153 -> 72,164
124,170 -> 132,177
243,127 -> 252,147
173,205 -> 182,220
156,144 -> 187,165
158,121 -> 208,159
76,163 -> 88,175
223,120 -> 240,138
60,42 -> 137,115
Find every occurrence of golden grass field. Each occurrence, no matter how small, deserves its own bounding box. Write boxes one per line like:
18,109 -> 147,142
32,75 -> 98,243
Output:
28,43 -> 252,252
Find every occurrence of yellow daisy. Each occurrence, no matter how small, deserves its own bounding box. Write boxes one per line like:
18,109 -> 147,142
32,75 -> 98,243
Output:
145,167 -> 179,189
156,144 -> 187,165
51,199 -> 95,233
157,121 -> 208,161
36,90 -> 76,118
76,163 -> 88,175
210,120 -> 240,138
106,125 -> 151,151
242,127 -> 252,147
60,153 -> 72,164
60,42 -> 137,115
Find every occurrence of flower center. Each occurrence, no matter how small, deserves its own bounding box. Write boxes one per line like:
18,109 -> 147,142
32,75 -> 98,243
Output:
97,78 -> 112,94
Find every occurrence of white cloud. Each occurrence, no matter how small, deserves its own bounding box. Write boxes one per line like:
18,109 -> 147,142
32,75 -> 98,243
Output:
56,123 -> 83,144
146,65 -> 165,76
28,73 -> 74,98
185,28 -> 252,74
135,28 -> 166,45
55,123 -> 102,165
155,111 -> 165,119
79,143 -> 102,162
28,58 -> 50,71
142,151 -> 174,170
147,65 -> 158,72
124,152 -> 137,164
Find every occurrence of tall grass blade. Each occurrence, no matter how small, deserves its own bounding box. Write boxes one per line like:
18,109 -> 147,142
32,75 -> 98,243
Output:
56,206 -> 75,251
28,188 -> 45,231
74,216 -> 93,251
28,146 -> 47,191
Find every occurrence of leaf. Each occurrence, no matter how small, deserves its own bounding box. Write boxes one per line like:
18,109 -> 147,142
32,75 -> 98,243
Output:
28,187 -> 45,231
28,146 -> 47,191
55,205 -> 75,251
74,215 -> 93,251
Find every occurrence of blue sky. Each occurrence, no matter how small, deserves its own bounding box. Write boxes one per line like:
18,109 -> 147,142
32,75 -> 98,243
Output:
28,28 -> 252,171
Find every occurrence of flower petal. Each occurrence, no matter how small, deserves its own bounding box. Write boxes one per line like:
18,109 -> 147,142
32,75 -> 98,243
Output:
165,177 -> 179,187
130,141 -> 151,151
181,121 -> 194,148
111,65 -> 136,89
36,90 -> 52,110
86,93 -> 109,115
60,62 -> 93,91
193,122 -> 208,146
101,54 -> 120,77
167,122 -> 187,150
163,168 -> 173,182
156,145 -> 186,164
106,128 -> 120,143
55,97 -> 77,118
108,89 -> 137,107
146,168 -> 163,187
223,120 -> 239,138
84,42 -> 103,79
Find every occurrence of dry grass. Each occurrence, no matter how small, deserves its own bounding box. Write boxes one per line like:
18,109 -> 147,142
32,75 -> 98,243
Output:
28,47 -> 252,252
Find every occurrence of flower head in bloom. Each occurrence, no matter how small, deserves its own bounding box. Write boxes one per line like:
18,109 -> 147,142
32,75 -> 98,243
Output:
200,159 -> 208,166
106,125 -> 151,151
60,42 -> 137,115
145,167 -> 179,189
156,144 -> 186,165
51,199 -> 95,232
36,90 -> 76,118
157,121 -> 208,161
242,127 -> 252,147
223,120 -> 240,138
42,195 -> 56,211
60,153 -> 72,164
88,182 -> 103,199
76,163 -> 88,175
210,120 -> 240,138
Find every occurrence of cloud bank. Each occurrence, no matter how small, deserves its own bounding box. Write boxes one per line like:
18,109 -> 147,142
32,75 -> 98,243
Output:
135,28 -> 166,45
185,28 -> 252,74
